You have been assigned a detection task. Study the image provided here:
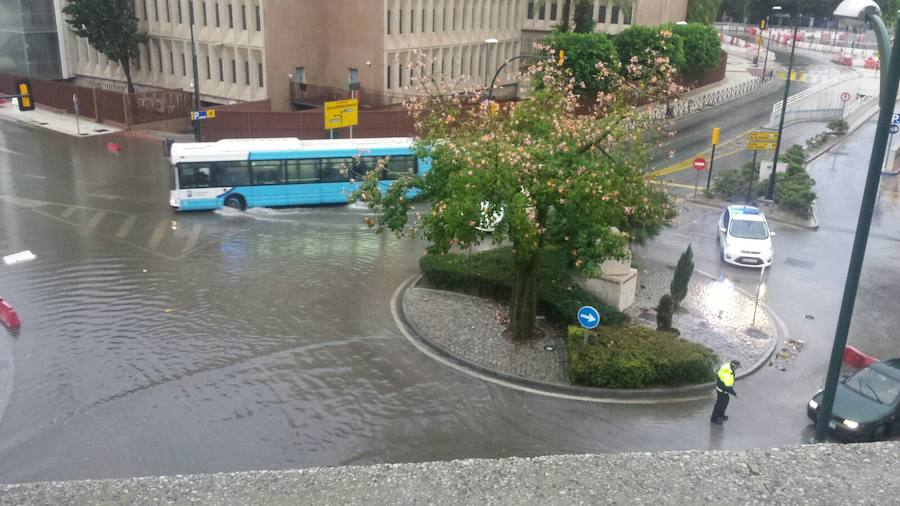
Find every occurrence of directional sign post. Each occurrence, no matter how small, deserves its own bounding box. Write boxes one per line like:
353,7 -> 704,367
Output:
577,306 -> 600,345
692,157 -> 707,198
324,98 -> 359,139
190,109 -> 216,121
748,131 -> 779,151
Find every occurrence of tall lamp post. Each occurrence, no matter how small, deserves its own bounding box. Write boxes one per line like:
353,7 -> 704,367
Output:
765,6 -> 801,200
814,0 -> 899,443
760,6 -> 783,81
188,0 -> 202,142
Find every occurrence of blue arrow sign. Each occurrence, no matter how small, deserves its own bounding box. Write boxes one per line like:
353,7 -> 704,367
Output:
893,113 -> 900,125
891,123 -> 899,135
577,306 -> 600,330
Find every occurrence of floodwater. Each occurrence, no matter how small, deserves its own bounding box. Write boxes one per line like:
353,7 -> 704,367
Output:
0,120 -> 895,485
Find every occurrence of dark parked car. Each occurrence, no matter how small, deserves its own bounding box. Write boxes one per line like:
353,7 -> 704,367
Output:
807,359 -> 900,441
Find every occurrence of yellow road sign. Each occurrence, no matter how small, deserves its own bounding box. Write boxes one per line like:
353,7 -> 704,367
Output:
324,98 -> 359,129
747,141 -> 777,150
749,131 -> 778,141
712,127 -> 721,146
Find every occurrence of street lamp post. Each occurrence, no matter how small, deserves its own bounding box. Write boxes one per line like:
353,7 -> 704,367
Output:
814,0 -> 899,443
760,6 -> 783,81
765,7 -> 800,200
188,0 -> 202,142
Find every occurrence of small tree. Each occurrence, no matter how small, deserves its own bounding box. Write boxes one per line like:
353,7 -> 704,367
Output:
573,0 -> 596,33
670,245 -> 694,309
63,0 -> 148,94
615,26 -> 687,75
827,118 -> 849,137
686,0 -> 723,24
669,23 -> 722,74
656,294 -> 675,333
356,43 -> 680,340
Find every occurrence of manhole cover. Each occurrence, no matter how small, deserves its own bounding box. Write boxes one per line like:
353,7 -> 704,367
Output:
94,128 -> 109,133
543,345 -> 556,352
786,257 -> 815,269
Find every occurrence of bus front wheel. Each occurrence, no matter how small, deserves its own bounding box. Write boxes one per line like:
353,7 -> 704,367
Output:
224,195 -> 245,210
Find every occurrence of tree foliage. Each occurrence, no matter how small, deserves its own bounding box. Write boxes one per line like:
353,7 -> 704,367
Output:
573,0 -> 596,33
62,0 -> 147,93
669,23 -> 722,73
615,26 -> 687,75
355,44 -> 680,339
548,32 -> 620,94
687,0 -> 723,24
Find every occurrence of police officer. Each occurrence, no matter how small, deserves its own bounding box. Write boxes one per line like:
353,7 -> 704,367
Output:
710,360 -> 741,425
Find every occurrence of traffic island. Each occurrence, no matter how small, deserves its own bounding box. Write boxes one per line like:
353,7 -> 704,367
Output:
394,254 -> 779,403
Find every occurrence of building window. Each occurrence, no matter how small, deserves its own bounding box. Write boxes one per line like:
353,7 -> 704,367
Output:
228,4 -> 233,28
598,5 -> 606,23
153,0 -> 159,21
142,0 -> 148,19
422,9 -> 425,32
399,9 -> 403,33
623,7 -> 632,25
386,64 -> 391,89
527,1 -> 534,19
410,9 -> 414,33
231,59 -> 236,83
169,51 -> 174,74
386,9 -> 391,34
348,67 -> 358,85
432,9 -> 436,31
205,56 -> 211,78
452,7 -> 456,30
164,0 -> 170,22
255,5 -> 261,30
611,6 -> 619,24
293,67 -> 304,82
244,60 -> 250,84
550,1 -> 557,20
241,4 -> 246,29
442,7 -> 446,30
215,2 -> 220,26
218,57 -> 223,81
538,2 -> 545,19
202,1 -> 207,25
177,0 -> 182,23
398,63 -> 403,87
258,62 -> 264,87
181,52 -> 186,75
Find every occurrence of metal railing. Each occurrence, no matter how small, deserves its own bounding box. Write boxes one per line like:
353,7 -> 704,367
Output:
644,73 -> 775,121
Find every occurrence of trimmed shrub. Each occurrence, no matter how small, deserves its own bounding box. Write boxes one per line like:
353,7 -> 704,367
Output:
827,118 -> 849,137
712,162 -> 760,201
670,22 -> 722,73
614,25 -> 687,75
670,245 -> 694,308
548,31 -> 620,94
656,294 -> 674,332
567,325 -> 718,388
420,248 -> 628,326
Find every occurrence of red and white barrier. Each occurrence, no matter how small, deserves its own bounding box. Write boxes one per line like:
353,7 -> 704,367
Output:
0,297 -> 21,329
843,345 -> 877,370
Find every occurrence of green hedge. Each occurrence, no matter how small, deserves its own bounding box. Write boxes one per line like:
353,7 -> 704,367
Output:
567,325 -> 718,388
419,248 -> 628,326
548,31 -> 620,94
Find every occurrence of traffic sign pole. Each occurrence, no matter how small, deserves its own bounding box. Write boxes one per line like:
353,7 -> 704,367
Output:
747,151 -> 758,203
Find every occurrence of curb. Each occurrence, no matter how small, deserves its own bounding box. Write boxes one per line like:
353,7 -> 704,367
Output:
392,270 -> 782,404
686,197 -> 819,231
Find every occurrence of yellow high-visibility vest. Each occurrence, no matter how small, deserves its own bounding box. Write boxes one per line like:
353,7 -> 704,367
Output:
717,363 -> 735,387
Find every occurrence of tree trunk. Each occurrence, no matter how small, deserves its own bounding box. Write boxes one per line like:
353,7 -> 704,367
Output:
509,252 -> 539,341
120,57 -> 135,94
559,0 -> 572,32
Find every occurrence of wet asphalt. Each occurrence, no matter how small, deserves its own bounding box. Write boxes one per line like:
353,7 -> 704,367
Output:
0,91 -> 897,484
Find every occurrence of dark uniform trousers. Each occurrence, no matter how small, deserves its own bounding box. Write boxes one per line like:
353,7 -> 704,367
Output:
711,390 -> 730,420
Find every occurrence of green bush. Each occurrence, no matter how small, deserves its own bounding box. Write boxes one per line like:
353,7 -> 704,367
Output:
827,118 -> 849,136
669,22 -> 722,73
686,0 -> 722,24
670,245 -> 694,308
614,25 -> 687,75
712,162 -> 760,201
775,170 -> 816,217
656,294 -> 674,332
567,325 -> 718,388
548,31 -> 620,94
420,248 -> 628,326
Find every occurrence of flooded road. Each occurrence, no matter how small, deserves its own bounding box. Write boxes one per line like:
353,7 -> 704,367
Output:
0,119 -> 897,484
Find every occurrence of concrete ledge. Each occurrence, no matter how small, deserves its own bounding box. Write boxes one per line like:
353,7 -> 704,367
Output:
1,443 -> 897,505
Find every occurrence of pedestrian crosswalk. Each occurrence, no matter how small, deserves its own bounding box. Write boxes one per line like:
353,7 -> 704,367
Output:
775,70 -> 848,84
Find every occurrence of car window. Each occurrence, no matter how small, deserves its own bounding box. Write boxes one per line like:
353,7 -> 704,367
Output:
722,210 -> 730,228
729,220 -> 768,240
843,367 -> 900,405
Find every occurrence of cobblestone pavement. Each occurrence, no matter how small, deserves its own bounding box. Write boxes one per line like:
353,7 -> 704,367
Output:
628,258 -> 776,369
403,286 -> 569,384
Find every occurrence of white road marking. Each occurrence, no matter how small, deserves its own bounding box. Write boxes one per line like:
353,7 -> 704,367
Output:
147,220 -> 168,250
116,215 -> 137,238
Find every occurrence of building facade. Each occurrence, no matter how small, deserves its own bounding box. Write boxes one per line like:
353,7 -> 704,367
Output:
0,0 -> 65,79
56,0 -> 686,110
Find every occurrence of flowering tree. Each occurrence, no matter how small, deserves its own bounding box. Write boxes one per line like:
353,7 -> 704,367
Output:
356,40 -> 681,340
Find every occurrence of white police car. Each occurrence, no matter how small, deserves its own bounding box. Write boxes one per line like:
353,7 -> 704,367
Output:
717,205 -> 774,267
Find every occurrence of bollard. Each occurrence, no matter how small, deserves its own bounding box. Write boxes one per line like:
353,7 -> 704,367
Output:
0,297 -> 21,329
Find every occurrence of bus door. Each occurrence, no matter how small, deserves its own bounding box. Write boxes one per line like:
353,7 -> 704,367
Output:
248,160 -> 288,207
285,159 -> 322,205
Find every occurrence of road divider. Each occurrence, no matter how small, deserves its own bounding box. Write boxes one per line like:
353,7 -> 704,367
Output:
0,298 -> 21,329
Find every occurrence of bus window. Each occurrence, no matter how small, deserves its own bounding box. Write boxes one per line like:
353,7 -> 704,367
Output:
352,156 -> 380,180
320,158 -> 353,183
251,160 -> 284,185
178,163 -> 213,189
286,159 -> 319,183
212,161 -> 251,187
384,155 -> 417,180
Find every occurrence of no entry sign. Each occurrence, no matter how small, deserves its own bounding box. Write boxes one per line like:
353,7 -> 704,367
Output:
693,157 -> 708,171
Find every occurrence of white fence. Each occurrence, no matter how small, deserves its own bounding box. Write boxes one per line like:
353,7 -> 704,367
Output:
769,74 -> 877,127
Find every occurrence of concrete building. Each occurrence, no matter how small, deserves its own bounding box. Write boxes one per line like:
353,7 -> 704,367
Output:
56,0 -> 686,110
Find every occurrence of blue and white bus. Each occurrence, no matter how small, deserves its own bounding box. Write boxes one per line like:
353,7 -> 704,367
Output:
169,137 -> 427,211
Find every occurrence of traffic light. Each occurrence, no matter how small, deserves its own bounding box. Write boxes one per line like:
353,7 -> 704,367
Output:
14,79 -> 34,111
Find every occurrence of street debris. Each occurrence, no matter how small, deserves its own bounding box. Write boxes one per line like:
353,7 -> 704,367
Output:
770,339 -> 805,372
2,250 -> 36,265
